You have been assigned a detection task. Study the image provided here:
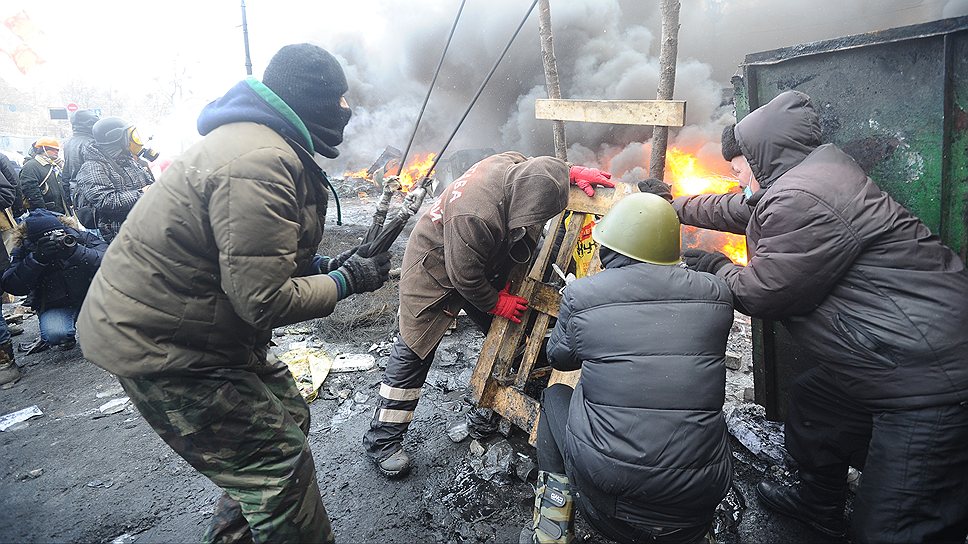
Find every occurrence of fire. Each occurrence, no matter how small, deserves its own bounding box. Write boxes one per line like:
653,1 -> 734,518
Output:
343,167 -> 371,180
664,147 -> 748,266
387,152 -> 437,192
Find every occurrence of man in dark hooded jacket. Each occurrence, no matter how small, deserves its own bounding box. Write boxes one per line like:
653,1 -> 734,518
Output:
520,193 -> 732,544
658,90 -> 968,543
363,152 -> 612,478
77,44 -> 391,544
62,109 -> 100,227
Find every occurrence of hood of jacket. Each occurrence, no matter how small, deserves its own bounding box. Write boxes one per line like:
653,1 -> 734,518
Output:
735,90 -> 822,189
504,156 -> 569,230
197,77 -> 314,154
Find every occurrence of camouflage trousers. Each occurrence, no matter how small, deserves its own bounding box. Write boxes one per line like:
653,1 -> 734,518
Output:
118,354 -> 334,544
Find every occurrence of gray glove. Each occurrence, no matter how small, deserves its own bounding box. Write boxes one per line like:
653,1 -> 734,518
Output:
322,246 -> 360,273
328,252 -> 391,298
637,178 -> 673,202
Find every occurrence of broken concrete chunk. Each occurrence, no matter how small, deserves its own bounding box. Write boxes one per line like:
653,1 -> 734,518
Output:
16,468 -> 43,480
447,422 -> 469,443
98,397 -> 130,415
514,453 -> 536,482
331,353 -> 376,373
469,439 -> 486,456
725,351 -> 742,370
743,387 -> 756,403
353,392 -> 369,404
726,403 -> 789,468
0,405 -> 43,431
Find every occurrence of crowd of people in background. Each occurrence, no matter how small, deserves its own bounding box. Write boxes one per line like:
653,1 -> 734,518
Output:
0,109 -> 156,387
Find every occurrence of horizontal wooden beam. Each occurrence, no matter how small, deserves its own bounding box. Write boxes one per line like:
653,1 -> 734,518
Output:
535,99 -> 686,127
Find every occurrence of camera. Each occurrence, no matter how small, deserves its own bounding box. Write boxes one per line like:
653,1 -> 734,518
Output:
46,231 -> 76,249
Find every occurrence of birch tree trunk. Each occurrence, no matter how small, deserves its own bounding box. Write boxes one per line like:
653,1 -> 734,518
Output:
649,0 -> 680,181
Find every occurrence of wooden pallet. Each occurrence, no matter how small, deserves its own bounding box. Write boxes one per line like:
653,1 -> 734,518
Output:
468,181 -> 635,443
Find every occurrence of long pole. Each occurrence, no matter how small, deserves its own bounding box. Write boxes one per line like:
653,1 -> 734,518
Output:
538,0 -> 567,161
241,0 -> 253,76
649,0 -> 680,181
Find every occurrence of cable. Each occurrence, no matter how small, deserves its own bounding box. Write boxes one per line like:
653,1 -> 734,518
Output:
419,0 -> 540,188
397,0 -> 467,176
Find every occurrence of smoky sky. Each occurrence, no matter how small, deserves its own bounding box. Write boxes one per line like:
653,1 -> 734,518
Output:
326,0 -> 966,179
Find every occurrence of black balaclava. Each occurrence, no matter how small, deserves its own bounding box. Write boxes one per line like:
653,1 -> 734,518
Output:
721,124 -> 742,161
262,44 -> 352,158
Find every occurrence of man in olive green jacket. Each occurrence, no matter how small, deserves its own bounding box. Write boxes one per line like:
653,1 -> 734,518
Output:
77,44 -> 390,544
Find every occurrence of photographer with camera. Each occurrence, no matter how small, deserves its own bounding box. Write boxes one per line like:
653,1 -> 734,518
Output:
76,117 -> 153,242
2,210 -> 107,352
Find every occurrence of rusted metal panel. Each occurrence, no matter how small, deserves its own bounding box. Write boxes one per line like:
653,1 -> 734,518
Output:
737,16 -> 968,420
535,99 -> 686,127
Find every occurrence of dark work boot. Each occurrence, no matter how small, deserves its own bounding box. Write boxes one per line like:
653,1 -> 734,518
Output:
756,474 -> 847,539
0,341 -> 21,388
377,448 -> 412,479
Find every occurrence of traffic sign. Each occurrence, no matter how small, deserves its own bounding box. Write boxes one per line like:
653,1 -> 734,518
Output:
66,102 -> 78,113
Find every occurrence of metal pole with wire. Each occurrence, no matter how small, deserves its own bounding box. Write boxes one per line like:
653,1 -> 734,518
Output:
419,0 -> 540,187
241,0 -> 253,76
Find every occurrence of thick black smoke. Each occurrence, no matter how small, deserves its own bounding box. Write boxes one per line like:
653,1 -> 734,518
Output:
327,0 -> 966,179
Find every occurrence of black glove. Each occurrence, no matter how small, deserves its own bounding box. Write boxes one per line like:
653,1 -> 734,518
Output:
32,237 -> 61,264
328,251 -> 391,298
637,178 -> 673,202
682,249 -> 731,274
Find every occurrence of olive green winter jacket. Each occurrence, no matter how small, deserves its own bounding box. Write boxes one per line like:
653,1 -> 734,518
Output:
77,121 -> 339,377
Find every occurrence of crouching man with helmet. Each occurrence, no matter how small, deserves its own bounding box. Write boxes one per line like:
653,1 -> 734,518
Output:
521,193 -> 733,544
76,117 -> 153,242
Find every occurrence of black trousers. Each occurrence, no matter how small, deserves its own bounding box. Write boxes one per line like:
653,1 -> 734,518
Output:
362,306 -> 492,462
536,384 -> 709,544
785,366 -> 968,544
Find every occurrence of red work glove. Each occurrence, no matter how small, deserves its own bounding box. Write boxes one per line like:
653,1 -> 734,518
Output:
488,283 -> 529,324
569,166 -> 614,197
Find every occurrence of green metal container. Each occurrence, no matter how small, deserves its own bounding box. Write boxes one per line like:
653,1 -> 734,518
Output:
733,16 -> 968,420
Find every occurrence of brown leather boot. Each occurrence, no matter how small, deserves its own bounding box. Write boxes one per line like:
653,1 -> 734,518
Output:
0,340 -> 21,388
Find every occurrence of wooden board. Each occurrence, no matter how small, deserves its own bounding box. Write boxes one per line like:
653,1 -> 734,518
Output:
535,99 -> 686,127
470,181 -> 639,445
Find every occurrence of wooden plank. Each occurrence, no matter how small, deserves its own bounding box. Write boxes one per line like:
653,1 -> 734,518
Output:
528,212 -> 565,282
491,385 -> 541,438
528,281 -> 562,318
548,368 -> 581,389
535,98 -> 686,127
515,312 -> 551,387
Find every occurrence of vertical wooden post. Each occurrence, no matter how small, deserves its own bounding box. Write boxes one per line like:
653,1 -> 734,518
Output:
538,0 -> 567,161
649,0 -> 681,181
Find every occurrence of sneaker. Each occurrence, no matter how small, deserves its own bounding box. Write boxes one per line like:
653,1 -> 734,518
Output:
377,448 -> 412,479
7,324 -> 24,337
55,339 -> 77,351
19,338 -> 48,354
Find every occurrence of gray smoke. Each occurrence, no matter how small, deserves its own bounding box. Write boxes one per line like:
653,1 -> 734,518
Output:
327,0 -> 966,177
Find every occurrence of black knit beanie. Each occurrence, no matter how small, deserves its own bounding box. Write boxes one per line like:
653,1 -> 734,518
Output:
721,124 -> 742,161
262,44 -> 352,158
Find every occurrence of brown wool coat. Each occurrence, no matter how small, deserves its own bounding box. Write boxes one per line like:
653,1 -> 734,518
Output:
399,152 -> 569,358
77,123 -> 339,377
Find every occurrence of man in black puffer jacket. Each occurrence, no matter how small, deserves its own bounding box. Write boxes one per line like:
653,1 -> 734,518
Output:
521,193 -> 733,544
2,210 -> 107,351
656,90 -> 968,543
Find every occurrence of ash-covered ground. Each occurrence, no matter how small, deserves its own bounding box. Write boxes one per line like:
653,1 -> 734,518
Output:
0,188 -> 827,543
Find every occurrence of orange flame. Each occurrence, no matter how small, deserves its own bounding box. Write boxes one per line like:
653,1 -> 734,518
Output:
664,147 -> 748,266
343,167 -> 371,180
388,152 -> 436,192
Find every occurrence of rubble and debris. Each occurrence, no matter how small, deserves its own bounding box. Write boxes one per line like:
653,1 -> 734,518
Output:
279,347 -> 333,402
469,440 -> 486,457
331,353 -> 376,373
725,351 -> 742,370
98,397 -> 130,415
466,407 -> 498,440
85,479 -> 114,489
16,468 -> 43,480
447,422 -> 470,443
95,387 -> 125,399
353,391 -> 369,404
109,533 -> 138,544
726,403 -> 789,468
514,453 -> 536,483
469,439 -> 514,481
743,387 -> 756,403
0,405 -> 43,431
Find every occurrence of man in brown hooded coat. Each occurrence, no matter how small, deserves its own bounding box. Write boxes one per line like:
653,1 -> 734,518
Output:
362,151 -> 573,477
